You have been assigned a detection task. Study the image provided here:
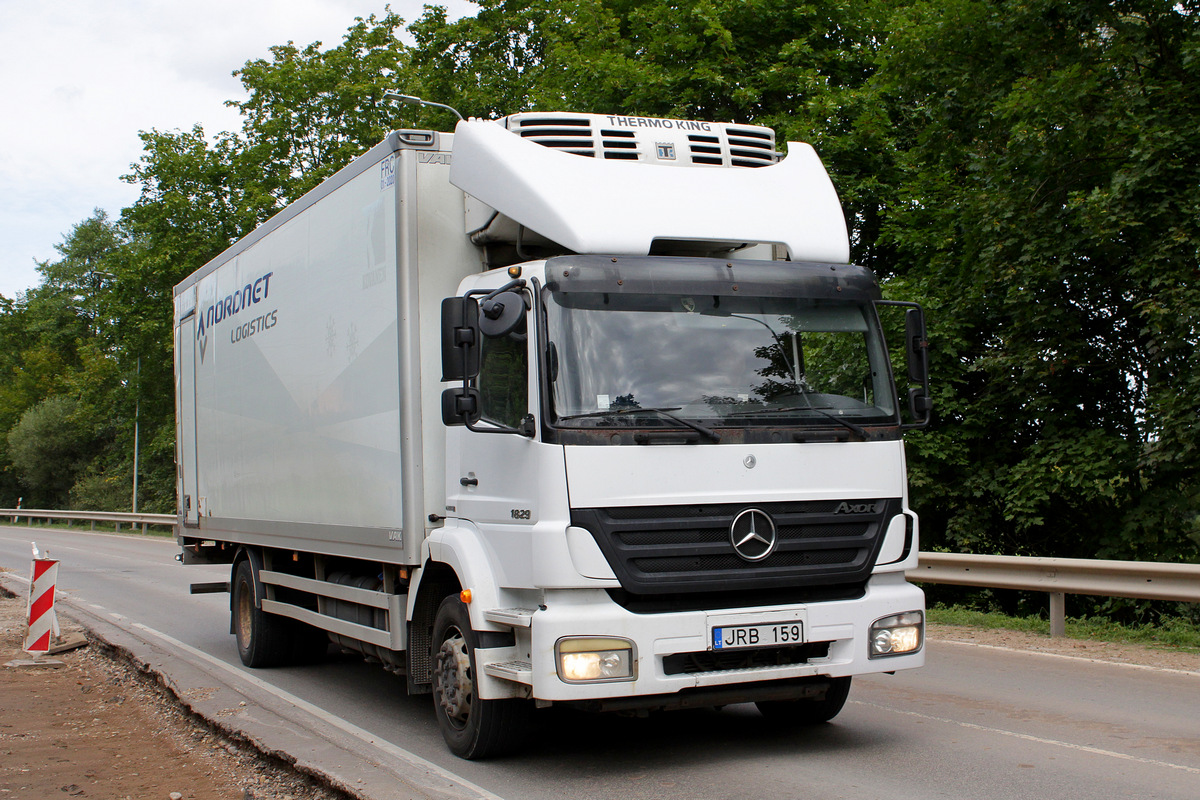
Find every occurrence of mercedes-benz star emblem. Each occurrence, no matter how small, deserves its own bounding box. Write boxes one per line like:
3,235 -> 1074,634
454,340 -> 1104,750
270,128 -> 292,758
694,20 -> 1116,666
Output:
729,508 -> 777,562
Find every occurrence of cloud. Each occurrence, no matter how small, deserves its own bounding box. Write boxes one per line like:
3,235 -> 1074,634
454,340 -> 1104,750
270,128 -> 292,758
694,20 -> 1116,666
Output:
0,0 -> 475,299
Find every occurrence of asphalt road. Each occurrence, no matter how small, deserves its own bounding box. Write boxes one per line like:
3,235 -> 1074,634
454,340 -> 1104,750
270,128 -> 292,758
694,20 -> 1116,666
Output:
3,525 -> 1198,800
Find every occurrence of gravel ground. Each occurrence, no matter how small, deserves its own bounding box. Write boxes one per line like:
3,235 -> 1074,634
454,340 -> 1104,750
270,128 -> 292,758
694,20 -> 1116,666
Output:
1,586 -> 352,800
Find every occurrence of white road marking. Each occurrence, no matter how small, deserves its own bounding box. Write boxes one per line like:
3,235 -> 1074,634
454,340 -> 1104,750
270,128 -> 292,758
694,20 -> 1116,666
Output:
852,699 -> 1200,775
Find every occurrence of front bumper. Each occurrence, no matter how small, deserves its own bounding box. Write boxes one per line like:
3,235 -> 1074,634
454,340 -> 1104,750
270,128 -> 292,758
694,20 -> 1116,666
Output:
519,573 -> 923,703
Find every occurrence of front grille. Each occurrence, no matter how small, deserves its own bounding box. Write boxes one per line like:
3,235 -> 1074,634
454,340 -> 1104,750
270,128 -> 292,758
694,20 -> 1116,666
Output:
663,641 -> 830,676
572,499 -> 900,596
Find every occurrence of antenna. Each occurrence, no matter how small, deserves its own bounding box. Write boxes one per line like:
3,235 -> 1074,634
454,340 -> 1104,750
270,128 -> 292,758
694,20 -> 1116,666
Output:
382,92 -> 464,121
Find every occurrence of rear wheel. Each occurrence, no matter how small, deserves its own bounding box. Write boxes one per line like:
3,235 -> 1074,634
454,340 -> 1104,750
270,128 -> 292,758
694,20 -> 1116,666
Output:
232,558 -> 327,667
431,596 -> 530,759
756,676 -> 852,724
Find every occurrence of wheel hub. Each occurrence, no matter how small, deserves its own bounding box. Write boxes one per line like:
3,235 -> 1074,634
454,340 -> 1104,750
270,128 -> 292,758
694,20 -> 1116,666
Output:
236,586 -> 252,647
434,632 -> 472,727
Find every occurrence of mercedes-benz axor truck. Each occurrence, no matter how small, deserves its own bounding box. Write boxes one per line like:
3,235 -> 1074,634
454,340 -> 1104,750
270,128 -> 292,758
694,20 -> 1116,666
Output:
173,109 -> 932,758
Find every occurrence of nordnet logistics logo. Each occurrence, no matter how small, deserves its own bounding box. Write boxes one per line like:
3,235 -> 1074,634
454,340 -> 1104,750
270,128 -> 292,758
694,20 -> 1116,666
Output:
196,271 -> 277,363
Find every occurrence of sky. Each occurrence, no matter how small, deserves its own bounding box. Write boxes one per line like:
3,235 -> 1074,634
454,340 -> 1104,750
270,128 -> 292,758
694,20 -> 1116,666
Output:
0,0 -> 477,300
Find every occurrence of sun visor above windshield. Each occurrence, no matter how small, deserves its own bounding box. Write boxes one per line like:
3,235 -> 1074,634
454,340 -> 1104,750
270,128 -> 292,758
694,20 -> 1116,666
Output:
448,119 -> 850,264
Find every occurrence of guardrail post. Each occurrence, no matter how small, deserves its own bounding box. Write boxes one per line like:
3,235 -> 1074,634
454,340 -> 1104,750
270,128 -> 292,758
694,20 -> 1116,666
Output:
1049,592 -> 1066,638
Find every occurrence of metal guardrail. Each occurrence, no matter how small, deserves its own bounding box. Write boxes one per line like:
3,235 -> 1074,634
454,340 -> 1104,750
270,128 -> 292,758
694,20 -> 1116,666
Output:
4,508 -> 1196,638
909,552 -> 1200,637
0,508 -> 175,533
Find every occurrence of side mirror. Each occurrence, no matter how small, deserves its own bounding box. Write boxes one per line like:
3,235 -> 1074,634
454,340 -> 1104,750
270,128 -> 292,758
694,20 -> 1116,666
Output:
905,308 -> 927,383
904,308 -> 932,428
908,387 -> 932,416
441,387 -> 481,426
479,290 -> 527,338
441,297 -> 480,381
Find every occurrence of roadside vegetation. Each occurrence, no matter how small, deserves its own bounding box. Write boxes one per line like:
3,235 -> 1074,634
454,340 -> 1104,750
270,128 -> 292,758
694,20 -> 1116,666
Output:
1,2 -> 1196,623
929,605 -> 1200,653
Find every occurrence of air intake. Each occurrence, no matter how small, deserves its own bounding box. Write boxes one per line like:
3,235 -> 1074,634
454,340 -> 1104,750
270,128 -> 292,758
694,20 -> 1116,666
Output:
502,113 -> 778,167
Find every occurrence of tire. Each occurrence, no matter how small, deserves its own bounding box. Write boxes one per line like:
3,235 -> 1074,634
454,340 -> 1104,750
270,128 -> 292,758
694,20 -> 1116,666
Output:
232,558 -> 302,668
756,676 -> 852,725
431,596 -> 530,759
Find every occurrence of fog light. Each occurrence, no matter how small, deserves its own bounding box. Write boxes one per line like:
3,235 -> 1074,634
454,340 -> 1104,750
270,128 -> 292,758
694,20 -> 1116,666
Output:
869,610 -> 923,658
555,637 -> 636,683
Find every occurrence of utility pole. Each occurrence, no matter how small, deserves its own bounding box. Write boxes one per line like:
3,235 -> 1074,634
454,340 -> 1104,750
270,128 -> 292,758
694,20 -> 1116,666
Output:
132,357 -> 140,514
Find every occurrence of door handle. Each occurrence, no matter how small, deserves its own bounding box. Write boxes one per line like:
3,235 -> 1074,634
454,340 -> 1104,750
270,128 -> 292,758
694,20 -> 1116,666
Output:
459,476 -> 478,487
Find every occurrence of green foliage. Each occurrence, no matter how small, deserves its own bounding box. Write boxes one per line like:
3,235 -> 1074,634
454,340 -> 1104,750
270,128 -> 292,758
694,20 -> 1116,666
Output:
231,10 -> 418,203
875,0 -> 1200,562
1,1 -> 1196,585
6,396 -> 94,506
69,464 -> 133,513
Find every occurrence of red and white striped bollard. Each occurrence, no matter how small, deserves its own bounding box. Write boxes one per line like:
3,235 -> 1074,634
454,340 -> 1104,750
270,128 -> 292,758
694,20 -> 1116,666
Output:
24,544 -> 61,654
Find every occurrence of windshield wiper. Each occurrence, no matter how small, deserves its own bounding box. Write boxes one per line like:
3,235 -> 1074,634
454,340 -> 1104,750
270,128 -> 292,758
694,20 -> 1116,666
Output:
558,406 -> 721,442
731,405 -> 869,440
804,407 -> 869,440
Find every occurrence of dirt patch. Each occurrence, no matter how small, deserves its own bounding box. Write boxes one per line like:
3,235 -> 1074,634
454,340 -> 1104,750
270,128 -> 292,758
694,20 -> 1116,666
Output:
0,585 -> 351,800
928,623 -> 1200,673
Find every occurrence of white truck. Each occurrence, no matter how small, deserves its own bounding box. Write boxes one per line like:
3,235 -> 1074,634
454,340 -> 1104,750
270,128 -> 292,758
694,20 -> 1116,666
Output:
173,110 -> 932,759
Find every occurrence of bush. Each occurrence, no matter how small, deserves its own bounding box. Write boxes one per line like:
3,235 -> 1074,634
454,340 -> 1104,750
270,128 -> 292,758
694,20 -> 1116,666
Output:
6,396 -> 95,507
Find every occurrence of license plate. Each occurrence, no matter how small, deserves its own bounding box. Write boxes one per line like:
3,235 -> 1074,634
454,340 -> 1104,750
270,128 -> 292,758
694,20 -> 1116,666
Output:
712,621 -> 804,650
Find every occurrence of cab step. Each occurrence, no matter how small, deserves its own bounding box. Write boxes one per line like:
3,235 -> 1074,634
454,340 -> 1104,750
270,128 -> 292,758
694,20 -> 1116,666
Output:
484,607 -> 537,628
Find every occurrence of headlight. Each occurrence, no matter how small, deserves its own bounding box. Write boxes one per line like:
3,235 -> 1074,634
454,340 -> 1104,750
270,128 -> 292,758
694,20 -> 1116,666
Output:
869,610 -> 924,658
555,637 -> 636,683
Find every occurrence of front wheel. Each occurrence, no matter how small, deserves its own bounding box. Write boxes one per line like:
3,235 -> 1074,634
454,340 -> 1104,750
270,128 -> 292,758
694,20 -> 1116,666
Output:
756,676 -> 852,724
431,596 -> 530,759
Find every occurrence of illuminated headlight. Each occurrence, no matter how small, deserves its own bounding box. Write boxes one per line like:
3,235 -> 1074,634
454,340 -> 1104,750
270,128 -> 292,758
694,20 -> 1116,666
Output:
869,611 -> 924,658
555,637 -> 636,683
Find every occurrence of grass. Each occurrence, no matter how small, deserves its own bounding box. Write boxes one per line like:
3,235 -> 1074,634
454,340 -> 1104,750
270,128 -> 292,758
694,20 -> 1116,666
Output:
928,605 -> 1200,653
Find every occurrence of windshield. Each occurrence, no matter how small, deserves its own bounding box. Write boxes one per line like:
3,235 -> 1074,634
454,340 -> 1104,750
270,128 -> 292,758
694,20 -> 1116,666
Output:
545,290 -> 899,434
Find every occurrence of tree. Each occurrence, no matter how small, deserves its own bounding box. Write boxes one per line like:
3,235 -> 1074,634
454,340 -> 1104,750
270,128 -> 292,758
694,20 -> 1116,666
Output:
230,10 -> 421,204
6,396 -> 94,507
873,0 -> 1200,562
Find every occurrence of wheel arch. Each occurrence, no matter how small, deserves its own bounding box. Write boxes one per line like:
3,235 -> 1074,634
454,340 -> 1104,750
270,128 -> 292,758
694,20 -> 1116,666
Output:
415,524 -> 507,632
406,524 -> 513,692
229,545 -> 264,634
